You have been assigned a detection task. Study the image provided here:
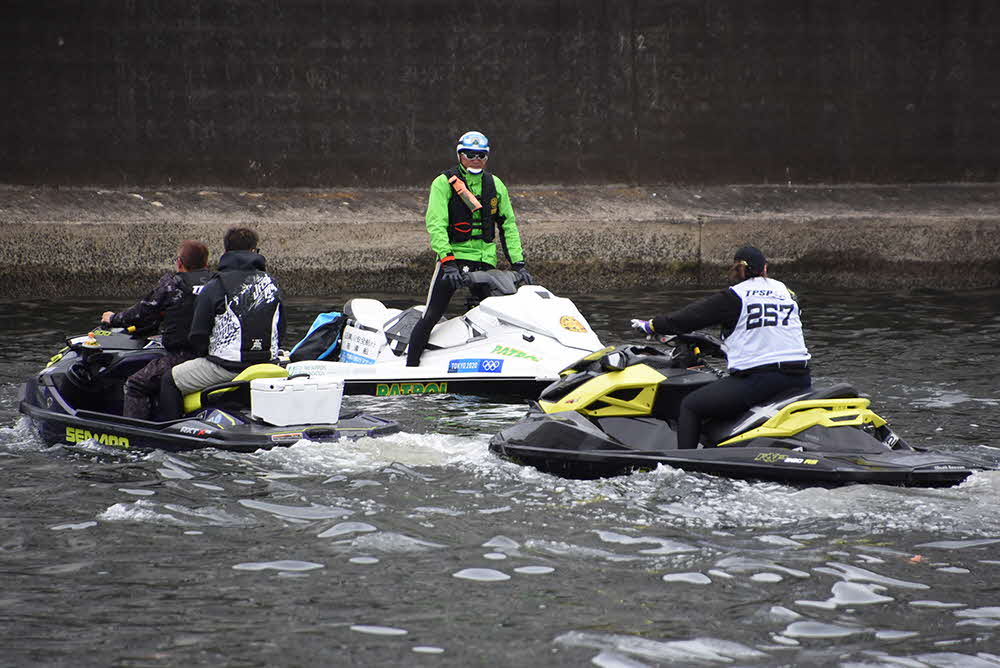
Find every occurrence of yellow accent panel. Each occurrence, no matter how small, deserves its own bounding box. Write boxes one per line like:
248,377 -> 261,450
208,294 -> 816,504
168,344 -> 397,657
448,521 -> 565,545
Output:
541,364 -> 667,417
716,397 -> 888,446
182,363 -> 288,414
559,346 -> 617,376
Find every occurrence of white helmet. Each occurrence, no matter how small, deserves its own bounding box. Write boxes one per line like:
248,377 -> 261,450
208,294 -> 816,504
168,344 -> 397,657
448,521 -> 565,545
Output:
456,130 -> 490,155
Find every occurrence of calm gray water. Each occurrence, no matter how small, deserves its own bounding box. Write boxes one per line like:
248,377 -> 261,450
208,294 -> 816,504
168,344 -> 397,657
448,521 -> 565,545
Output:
2,287 -> 1000,667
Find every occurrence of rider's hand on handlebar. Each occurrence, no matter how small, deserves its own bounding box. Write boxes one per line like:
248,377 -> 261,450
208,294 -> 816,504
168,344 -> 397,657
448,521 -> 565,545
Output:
512,262 -> 533,285
440,259 -> 464,289
101,311 -> 115,325
630,319 -> 654,337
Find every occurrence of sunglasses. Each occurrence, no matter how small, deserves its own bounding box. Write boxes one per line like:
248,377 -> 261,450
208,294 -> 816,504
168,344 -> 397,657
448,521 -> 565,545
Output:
460,150 -> 488,160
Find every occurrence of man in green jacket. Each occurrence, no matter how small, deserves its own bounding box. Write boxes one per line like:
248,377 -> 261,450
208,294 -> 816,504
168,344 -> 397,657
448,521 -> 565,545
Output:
406,130 -> 532,366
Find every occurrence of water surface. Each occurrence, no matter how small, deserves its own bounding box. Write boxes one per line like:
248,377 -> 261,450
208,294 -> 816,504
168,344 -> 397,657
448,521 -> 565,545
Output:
2,288 -> 999,666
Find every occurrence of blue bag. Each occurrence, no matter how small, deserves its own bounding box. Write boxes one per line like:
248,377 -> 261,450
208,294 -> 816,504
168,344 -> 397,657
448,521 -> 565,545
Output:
289,312 -> 346,362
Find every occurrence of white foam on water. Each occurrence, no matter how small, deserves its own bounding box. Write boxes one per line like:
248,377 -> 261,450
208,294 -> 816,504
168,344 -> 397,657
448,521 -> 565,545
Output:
0,416 -> 46,451
118,488 -> 155,496
232,560 -> 323,572
476,506 -> 511,514
751,573 -> 783,583
956,618 -> 1000,628
594,530 -> 698,556
349,556 -> 379,565
525,539 -> 640,563
875,630 -> 920,640
768,606 -> 802,621
937,566 -> 971,574
453,568 -> 510,582
554,631 -> 768,664
912,389 -> 996,409
483,535 -> 520,550
348,532 -> 445,553
756,535 -> 805,547
412,646 -> 445,654
317,521 -> 377,538
818,562 -> 930,590
798,581 -> 894,608
99,500 -> 185,525
662,572 -> 711,584
238,499 -> 352,520
514,566 -> 554,575
349,624 -> 407,636
251,432 -> 491,476
916,538 -> 1000,550
190,483 -> 225,491
910,600 -> 965,608
50,521 -> 98,531
782,621 -> 864,638
483,552 -> 507,560
624,469 -> 1000,535
591,650 -> 650,668
955,607 -> 1000,618
157,466 -> 195,480
411,506 -> 464,517
714,556 -> 810,578
914,652 -> 1000,667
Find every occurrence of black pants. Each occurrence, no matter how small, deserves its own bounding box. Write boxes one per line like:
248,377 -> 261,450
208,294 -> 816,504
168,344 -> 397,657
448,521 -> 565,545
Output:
406,259 -> 492,366
677,370 -> 811,449
123,350 -> 194,420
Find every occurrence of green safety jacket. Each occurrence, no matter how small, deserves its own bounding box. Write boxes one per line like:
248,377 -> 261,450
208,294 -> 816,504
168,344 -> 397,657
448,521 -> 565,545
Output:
424,164 -> 524,266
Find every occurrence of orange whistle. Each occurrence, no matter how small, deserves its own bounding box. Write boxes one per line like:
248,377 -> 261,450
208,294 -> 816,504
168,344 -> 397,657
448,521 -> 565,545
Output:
448,175 -> 482,213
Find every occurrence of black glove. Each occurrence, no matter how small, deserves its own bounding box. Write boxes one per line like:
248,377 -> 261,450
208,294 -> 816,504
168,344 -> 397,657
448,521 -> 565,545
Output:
439,260 -> 464,289
512,262 -> 533,285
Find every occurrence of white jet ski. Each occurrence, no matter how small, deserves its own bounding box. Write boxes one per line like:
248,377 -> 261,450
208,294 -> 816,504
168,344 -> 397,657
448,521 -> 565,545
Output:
287,270 -> 604,399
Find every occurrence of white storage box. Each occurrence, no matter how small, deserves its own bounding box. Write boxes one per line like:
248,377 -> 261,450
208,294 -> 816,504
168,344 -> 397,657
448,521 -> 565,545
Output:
250,376 -> 344,426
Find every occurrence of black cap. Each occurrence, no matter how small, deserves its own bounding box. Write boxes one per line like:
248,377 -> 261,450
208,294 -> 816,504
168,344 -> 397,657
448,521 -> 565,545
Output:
734,246 -> 766,276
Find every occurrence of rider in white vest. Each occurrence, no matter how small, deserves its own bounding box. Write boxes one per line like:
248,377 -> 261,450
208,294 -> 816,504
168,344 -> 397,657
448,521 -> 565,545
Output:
630,246 -> 811,449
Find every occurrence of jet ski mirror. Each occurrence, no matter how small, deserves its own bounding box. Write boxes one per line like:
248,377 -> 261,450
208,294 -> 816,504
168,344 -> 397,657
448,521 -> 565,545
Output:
600,350 -> 627,372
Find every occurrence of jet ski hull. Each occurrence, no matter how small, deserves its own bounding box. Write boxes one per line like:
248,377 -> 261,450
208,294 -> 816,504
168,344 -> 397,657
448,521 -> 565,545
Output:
489,412 -> 976,487
19,331 -> 400,454
312,277 -> 605,400
488,340 -> 989,487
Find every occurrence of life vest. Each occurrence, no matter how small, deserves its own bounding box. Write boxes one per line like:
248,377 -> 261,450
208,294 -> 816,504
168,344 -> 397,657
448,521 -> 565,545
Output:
207,270 -> 282,366
443,167 -> 498,244
723,277 -> 811,371
160,269 -> 211,352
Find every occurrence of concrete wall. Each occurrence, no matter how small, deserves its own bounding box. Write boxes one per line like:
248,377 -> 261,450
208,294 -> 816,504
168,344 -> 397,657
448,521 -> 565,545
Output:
3,1 -> 998,187
2,184 -> 998,299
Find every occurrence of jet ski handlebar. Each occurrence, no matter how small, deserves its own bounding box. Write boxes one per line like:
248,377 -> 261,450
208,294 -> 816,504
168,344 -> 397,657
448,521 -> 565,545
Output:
462,269 -> 522,297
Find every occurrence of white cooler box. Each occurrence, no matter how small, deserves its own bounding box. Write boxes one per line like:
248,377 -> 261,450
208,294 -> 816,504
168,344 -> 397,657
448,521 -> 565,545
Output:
250,376 -> 344,426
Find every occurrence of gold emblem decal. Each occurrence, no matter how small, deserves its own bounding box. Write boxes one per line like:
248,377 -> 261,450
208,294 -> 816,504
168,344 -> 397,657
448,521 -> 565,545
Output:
559,316 -> 587,333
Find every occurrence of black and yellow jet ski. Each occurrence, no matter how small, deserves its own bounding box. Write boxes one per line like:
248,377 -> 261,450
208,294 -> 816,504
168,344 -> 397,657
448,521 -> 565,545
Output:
489,333 -> 989,487
19,328 -> 399,453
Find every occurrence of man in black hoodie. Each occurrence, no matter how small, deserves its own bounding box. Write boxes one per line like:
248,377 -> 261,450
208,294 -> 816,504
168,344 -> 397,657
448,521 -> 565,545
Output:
159,227 -> 285,419
100,240 -> 211,419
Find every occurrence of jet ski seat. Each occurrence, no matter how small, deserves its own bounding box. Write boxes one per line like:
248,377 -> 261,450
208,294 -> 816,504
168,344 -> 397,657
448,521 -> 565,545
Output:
96,348 -> 163,380
704,382 -> 861,446
182,363 -> 288,414
343,298 -> 402,330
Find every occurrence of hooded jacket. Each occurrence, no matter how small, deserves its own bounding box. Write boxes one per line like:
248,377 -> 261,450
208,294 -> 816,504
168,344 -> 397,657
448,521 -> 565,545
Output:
189,250 -> 285,371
